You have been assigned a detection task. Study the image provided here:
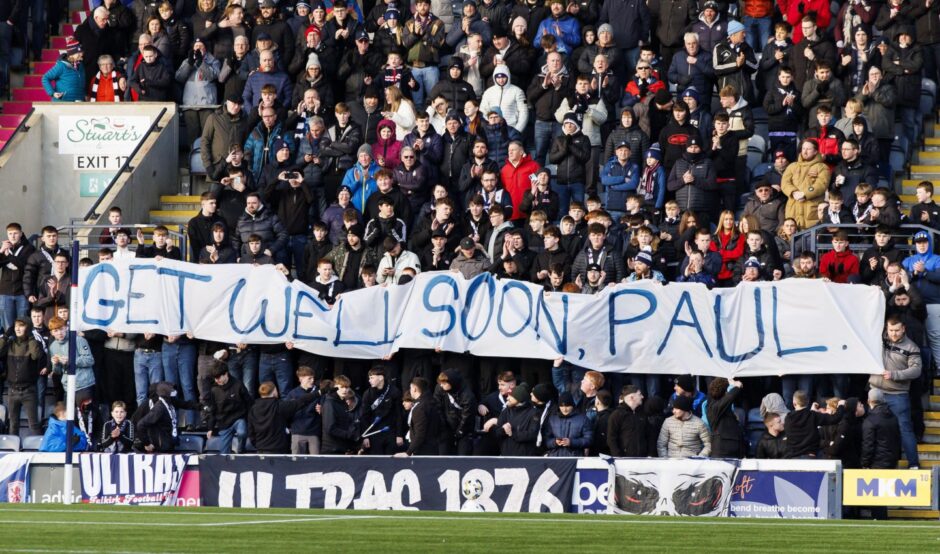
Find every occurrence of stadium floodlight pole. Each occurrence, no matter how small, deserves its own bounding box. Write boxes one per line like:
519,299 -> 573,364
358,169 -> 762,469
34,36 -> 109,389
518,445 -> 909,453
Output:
64,240 -> 80,506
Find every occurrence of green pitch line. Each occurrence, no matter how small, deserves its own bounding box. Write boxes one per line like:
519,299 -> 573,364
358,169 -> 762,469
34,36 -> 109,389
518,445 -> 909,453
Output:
0,506 -> 936,553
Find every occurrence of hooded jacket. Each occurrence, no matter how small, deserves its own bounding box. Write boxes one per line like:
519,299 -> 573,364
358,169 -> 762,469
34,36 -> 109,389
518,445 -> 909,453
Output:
0,238 -> 34,296
244,121 -> 294,182
342,160 -> 381,212
435,369 -> 477,441
781,153 -> 829,229
861,403 -> 902,468
555,93 -> 607,147
321,389 -> 361,454
549,129 -> 591,184
598,0 -> 650,50
903,237 -> 940,304
39,416 -> 88,452
882,39 -> 923,108
201,105 -> 250,181
527,63 -> 572,121
819,249 -> 860,283
206,375 -> 252,433
784,405 -> 844,458
480,65 -> 529,133
371,119 -> 403,171
501,153 -> 541,220
545,409 -> 593,457
603,108 -> 650,165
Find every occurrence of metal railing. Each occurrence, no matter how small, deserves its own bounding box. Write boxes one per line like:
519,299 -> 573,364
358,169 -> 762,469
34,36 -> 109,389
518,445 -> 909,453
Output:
82,107 -> 168,222
790,223 -> 939,258
54,222 -> 189,262
0,107 -> 36,158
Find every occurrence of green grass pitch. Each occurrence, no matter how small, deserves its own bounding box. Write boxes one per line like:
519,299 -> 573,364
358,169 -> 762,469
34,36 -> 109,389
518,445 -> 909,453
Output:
0,505 -> 937,552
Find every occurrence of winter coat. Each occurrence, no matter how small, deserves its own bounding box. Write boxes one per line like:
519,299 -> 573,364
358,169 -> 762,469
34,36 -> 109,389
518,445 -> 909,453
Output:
480,65 -> 529,133
232,205 -> 289,257
801,77 -> 846,128
129,59 -> 172,101
49,336 -> 95,392
201,106 -> 250,181
501,154 -> 541,220
244,121 -> 294,182
526,65 -> 572,122
242,69 -> 292,109
0,334 -> 41,386
555,96 -> 607,147
706,386 -> 744,458
818,249 -> 860,283
689,13 -> 725,56
599,0 -> 650,50
549,131 -> 592,184
402,14 -> 447,66
600,157 -> 641,212
429,75 -> 476,110
871,335 -> 923,394
342,161 -> 380,212
854,82 -> 897,140
903,243 -> 940,304
607,404 -> 649,457
570,244 -> 626,284
792,36 -> 838,92
545,411 -> 593,457
654,0 -> 697,48
713,38 -> 757,101
668,152 -> 717,215
756,431 -> 787,458
176,53 -> 220,106
42,58 -> 86,102
882,42 -> 923,108
657,414 -> 711,457
733,244 -> 781,283
327,241 -> 380,283
742,191 -> 787,234
206,376 -> 252,433
435,370 -> 477,440
861,404 -> 901,468
321,391 -> 360,454
784,406 -> 844,458
372,120 -> 404,171
781,153 -> 829,229
667,48 -> 713,97
483,122 -> 522,167
360,382 -> 403,440
764,81 -> 803,133
911,0 -> 940,45
248,394 -> 316,454
495,401 -> 541,456
39,416 -> 88,452
0,239 -> 34,296
534,14 -> 581,55
603,112 -> 649,166
440,130 -> 472,183
407,391 -> 442,455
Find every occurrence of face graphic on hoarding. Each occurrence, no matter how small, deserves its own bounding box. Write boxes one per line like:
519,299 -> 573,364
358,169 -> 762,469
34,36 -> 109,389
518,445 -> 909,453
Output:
614,472 -> 729,516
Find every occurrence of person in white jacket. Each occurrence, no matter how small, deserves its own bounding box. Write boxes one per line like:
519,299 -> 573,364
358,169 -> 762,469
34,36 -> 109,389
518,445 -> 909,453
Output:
480,64 -> 528,134
383,85 -> 417,140
555,75 -> 608,192
377,237 -> 422,285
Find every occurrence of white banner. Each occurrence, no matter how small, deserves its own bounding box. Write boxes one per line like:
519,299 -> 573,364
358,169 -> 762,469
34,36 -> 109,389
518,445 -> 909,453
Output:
607,458 -> 739,516
74,259 -> 885,377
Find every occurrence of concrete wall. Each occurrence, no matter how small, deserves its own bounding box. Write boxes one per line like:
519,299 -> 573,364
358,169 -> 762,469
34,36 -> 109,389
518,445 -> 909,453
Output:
0,111 -> 44,233
0,102 -> 178,237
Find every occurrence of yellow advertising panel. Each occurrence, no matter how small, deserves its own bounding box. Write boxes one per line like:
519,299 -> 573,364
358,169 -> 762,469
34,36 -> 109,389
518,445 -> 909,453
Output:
843,470 -> 934,507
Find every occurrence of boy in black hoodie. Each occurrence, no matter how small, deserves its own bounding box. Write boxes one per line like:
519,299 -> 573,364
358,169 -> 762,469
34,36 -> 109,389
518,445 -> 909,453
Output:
302,222 -> 334,282
360,366 -> 403,455
909,181 -> 940,230
784,390 -> 844,458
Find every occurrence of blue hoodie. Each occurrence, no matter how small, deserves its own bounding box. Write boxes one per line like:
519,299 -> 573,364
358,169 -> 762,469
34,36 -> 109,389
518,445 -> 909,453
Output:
39,416 -> 88,452
903,235 -> 940,303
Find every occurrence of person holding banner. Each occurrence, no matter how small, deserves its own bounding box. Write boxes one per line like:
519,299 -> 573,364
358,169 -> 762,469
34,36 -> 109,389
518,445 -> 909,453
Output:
705,378 -> 745,458
870,316 -> 922,468
360,366 -> 403,455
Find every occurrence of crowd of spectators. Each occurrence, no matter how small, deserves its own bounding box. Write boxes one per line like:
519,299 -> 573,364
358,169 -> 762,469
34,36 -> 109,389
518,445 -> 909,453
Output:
0,0 -> 937,472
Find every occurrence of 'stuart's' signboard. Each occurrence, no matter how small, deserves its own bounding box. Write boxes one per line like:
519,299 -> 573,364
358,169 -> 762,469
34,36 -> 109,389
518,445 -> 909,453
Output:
58,116 -> 150,155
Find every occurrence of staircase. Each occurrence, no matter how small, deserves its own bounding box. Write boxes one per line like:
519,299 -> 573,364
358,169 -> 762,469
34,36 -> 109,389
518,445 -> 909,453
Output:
150,195 -> 201,226
0,4 -> 86,149
888,378 -> 940,520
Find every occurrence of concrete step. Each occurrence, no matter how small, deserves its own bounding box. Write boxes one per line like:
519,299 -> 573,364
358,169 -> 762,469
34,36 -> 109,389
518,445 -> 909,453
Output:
910,166 -> 940,179
149,209 -> 198,224
901,179 -> 940,195
898,459 -> 940,468
925,411 -> 940,420
887,509 -> 939,519
922,433 -> 940,444
917,151 -> 940,164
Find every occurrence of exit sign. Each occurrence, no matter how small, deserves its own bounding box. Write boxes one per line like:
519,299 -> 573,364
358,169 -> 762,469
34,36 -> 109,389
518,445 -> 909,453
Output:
79,173 -> 115,197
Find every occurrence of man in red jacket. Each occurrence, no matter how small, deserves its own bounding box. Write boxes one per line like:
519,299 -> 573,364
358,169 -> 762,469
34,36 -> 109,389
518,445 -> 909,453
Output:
501,140 -> 541,221
819,230 -> 860,283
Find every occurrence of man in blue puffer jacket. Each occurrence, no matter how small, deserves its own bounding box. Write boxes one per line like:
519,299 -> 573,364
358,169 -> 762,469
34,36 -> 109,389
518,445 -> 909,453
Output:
545,392 -> 593,457
244,109 -> 294,182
